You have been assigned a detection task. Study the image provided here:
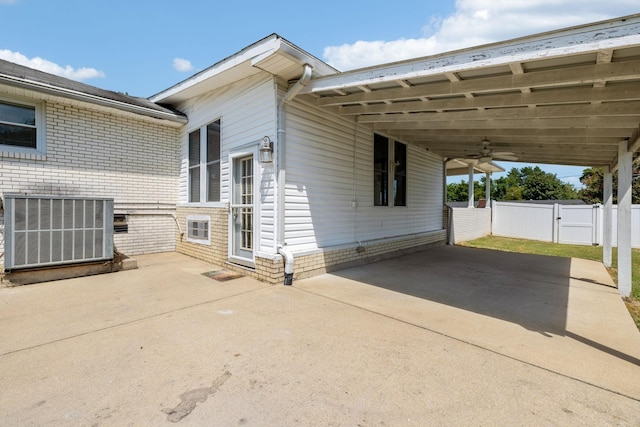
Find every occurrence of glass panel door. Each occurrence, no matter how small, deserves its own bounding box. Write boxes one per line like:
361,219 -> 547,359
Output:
230,155 -> 254,264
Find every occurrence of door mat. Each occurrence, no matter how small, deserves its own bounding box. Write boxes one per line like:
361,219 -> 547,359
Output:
202,270 -> 244,281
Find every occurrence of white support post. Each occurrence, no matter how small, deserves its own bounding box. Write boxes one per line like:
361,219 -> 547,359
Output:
485,172 -> 491,208
468,164 -> 474,208
617,141 -> 633,297
603,168 -> 613,268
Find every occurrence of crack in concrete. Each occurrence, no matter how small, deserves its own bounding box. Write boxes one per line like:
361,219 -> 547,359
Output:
162,371 -> 232,423
0,285 -> 270,357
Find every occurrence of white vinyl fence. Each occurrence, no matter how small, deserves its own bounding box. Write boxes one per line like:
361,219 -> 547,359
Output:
491,201 -> 640,247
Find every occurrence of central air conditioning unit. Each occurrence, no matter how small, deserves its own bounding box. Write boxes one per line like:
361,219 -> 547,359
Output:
3,195 -> 114,270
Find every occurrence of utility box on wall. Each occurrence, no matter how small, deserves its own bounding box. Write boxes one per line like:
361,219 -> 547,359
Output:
3,195 -> 114,270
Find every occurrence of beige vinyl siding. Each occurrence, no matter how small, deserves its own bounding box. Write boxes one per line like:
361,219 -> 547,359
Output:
174,74 -> 278,253
285,98 -> 443,253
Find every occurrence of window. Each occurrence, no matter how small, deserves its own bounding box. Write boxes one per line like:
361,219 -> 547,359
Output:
374,134 -> 389,206
188,119 -> 221,203
187,215 -> 210,244
0,99 -> 44,153
373,133 -> 406,207
394,141 -> 407,206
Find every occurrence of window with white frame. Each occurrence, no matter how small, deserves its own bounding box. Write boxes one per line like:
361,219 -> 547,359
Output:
0,98 -> 44,153
188,119 -> 221,203
373,133 -> 407,207
186,215 -> 211,244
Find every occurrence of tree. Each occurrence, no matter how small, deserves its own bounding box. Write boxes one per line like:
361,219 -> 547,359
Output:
579,167 -> 610,204
578,167 -> 640,204
492,168 -> 524,200
449,166 -> 579,203
447,180 -> 469,202
446,179 -> 486,202
520,166 -> 578,200
489,166 -> 578,201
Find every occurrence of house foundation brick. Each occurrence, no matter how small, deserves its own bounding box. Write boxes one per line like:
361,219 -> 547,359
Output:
288,229 -> 447,281
174,206 -> 445,286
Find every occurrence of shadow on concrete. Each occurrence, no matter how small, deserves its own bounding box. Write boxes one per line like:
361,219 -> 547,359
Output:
333,246 -> 571,335
330,245 -> 640,366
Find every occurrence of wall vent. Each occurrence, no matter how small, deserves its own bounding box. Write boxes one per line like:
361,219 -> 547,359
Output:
113,214 -> 128,233
4,195 -> 114,270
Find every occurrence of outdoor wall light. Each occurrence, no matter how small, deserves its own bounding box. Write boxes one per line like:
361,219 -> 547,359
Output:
259,136 -> 274,164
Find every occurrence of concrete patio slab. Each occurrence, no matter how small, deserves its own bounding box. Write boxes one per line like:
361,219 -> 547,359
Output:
298,246 -> 640,400
0,249 -> 639,425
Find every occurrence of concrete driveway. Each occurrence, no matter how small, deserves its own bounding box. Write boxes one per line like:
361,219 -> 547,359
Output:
1,247 -> 639,425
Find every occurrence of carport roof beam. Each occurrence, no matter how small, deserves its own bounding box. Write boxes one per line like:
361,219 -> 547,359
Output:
301,14 -> 640,96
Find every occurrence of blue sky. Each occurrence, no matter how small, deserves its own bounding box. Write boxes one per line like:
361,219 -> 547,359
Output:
1,0 -> 639,186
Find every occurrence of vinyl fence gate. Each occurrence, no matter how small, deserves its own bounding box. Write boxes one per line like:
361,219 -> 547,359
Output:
492,202 -> 640,248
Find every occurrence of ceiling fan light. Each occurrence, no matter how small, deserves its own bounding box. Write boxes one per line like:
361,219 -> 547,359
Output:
478,156 -> 492,163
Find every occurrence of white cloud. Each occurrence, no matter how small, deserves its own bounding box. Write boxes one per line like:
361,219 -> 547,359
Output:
0,49 -> 104,81
323,0 -> 640,70
172,57 -> 194,72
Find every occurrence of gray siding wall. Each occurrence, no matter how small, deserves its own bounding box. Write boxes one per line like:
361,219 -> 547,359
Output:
284,98 -> 444,253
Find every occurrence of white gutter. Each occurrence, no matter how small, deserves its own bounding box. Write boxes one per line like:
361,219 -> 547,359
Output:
0,74 -> 187,124
276,63 -> 313,285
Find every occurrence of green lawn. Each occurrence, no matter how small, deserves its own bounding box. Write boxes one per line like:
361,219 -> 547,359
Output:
459,236 -> 640,329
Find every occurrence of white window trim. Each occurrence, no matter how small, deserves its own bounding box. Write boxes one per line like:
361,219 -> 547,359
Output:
0,95 -> 46,156
186,118 -> 221,205
186,215 -> 211,245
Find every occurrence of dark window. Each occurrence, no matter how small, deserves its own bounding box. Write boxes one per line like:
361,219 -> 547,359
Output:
0,101 -> 37,149
374,134 -> 389,206
206,120 -> 221,202
394,141 -> 407,206
188,119 -> 221,203
374,134 -> 407,207
188,129 -> 201,202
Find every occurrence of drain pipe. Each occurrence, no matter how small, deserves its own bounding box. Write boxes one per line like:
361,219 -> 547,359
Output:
443,158 -> 454,245
277,63 -> 313,285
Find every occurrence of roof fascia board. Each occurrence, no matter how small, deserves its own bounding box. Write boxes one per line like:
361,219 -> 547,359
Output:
0,74 -> 187,124
275,39 -> 339,76
302,14 -> 640,94
151,35 -> 338,103
150,35 -> 282,103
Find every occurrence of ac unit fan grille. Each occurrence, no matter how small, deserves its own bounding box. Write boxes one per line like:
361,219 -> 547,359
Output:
4,195 -> 114,270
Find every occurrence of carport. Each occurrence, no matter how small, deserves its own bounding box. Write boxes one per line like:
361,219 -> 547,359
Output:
299,14 -> 640,297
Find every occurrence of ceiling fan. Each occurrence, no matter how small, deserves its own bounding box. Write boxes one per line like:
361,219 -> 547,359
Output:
467,138 -> 518,163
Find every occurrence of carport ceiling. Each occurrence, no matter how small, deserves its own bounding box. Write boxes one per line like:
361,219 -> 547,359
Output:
299,15 -> 640,170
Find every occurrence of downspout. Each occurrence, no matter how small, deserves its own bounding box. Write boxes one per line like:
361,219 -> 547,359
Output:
276,63 -> 313,285
443,158 -> 453,245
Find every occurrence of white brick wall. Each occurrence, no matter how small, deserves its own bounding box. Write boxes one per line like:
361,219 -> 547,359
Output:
114,214 -> 177,255
450,207 -> 492,244
0,96 -> 182,265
